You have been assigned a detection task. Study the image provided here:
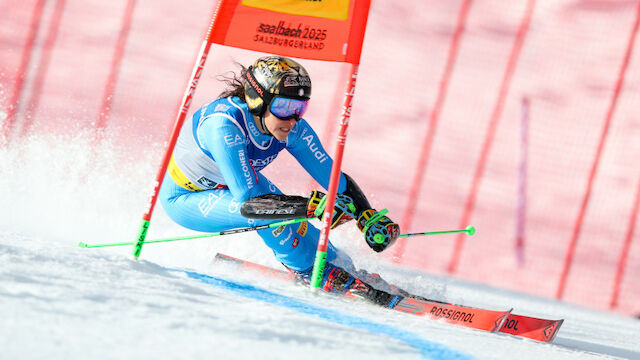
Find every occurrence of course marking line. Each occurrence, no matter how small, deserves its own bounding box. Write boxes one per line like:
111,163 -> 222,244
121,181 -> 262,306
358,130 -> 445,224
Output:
171,268 -> 474,360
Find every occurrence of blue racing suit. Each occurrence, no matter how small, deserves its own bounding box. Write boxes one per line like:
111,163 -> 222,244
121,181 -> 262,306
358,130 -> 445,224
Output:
159,96 -> 354,272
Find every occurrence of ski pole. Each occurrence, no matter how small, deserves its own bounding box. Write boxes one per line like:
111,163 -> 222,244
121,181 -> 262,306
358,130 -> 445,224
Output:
78,217 -> 313,249
399,225 -> 475,238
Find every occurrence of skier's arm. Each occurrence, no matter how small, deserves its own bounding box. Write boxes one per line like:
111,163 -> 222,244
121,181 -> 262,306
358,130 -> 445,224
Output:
287,120 -> 399,252
286,119 -> 347,192
287,120 -> 370,212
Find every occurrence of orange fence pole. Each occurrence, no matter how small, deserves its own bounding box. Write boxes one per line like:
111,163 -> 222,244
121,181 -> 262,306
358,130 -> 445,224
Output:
393,0 -> 473,263
94,0 -> 137,135
448,0 -> 536,274
1,0 -> 45,144
557,1 -> 640,300
19,0 -> 66,137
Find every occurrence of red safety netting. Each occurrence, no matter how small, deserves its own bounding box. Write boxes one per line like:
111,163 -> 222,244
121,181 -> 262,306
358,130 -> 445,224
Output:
1,0 -> 638,315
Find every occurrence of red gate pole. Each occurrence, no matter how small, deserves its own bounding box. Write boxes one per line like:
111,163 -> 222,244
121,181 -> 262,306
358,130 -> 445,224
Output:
392,0 -> 473,264
131,3 -> 222,258
448,0 -> 535,274
310,64 -> 360,289
19,0 -> 66,137
556,2 -> 640,299
1,0 -> 46,145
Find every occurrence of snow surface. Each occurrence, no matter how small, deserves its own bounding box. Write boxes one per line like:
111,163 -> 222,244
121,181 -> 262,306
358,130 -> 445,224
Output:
1,136 -> 640,360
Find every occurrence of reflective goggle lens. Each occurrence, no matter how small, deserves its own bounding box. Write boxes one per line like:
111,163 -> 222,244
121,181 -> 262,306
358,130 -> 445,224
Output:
270,97 -> 309,120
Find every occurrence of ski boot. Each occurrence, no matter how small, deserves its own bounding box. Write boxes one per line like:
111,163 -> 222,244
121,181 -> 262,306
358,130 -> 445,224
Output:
291,263 -> 403,307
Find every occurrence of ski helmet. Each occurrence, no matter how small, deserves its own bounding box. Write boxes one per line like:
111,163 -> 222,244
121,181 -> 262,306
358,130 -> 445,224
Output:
243,56 -> 311,133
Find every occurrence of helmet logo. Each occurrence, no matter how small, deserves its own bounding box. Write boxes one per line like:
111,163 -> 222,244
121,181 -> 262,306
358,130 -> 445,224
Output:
298,88 -> 305,97
246,71 -> 264,97
299,76 -> 311,87
284,76 -> 299,87
245,96 -> 263,109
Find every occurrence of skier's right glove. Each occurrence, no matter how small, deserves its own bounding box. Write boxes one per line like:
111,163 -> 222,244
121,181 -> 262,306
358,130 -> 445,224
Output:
306,190 -> 358,229
357,209 -> 400,253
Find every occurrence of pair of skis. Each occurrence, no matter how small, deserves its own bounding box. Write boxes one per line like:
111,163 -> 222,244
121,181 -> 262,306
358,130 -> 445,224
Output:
213,253 -> 563,343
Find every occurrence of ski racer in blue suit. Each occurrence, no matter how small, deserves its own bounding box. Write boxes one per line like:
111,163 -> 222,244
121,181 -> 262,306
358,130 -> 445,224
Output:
159,56 -> 401,302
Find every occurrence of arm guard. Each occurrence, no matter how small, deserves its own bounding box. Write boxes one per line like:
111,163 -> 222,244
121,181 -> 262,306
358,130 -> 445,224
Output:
341,173 -> 371,218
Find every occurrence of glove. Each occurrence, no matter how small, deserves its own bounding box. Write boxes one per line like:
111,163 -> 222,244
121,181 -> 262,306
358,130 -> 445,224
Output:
357,209 -> 400,252
307,190 -> 358,229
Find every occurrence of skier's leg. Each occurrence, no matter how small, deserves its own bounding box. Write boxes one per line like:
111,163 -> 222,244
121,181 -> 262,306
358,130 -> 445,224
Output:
159,177 -> 267,232
159,173 -> 356,273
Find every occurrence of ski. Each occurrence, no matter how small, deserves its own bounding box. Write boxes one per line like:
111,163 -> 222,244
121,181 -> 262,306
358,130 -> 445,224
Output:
213,253 -> 563,342
391,296 -> 511,332
499,313 -> 564,342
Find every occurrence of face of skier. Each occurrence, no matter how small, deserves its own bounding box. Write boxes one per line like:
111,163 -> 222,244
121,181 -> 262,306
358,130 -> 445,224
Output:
263,111 -> 297,141
261,96 -> 308,140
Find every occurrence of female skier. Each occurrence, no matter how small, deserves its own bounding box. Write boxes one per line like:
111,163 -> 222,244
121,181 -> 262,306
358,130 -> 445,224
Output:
159,55 -> 401,302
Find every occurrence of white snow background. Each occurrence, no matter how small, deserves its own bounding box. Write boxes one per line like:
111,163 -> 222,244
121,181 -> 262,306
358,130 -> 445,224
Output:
1,130 -> 640,360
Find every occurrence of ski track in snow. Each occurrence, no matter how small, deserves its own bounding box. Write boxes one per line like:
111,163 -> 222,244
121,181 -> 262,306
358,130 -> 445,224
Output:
2,231 -> 640,359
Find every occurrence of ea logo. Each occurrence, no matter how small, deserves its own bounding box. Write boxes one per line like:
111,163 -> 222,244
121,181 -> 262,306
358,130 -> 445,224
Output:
228,199 -> 240,213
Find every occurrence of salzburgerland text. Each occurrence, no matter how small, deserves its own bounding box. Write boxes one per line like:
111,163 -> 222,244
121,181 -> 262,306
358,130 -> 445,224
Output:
253,35 -> 324,50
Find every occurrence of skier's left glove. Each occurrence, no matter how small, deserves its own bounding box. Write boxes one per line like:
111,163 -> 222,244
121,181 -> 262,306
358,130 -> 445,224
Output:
357,209 -> 400,252
307,190 -> 358,229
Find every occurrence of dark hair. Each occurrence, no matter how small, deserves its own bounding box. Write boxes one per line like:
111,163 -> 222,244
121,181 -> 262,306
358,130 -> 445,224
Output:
217,62 -> 247,99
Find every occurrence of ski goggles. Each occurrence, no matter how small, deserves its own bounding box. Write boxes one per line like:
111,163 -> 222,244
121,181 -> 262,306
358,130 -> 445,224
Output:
269,96 -> 309,121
